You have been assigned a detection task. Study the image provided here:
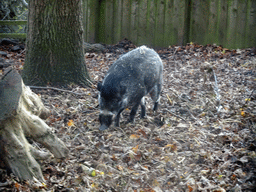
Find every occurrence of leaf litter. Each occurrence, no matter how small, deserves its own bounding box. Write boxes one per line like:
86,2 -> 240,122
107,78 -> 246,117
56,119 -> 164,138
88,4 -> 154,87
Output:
0,40 -> 256,191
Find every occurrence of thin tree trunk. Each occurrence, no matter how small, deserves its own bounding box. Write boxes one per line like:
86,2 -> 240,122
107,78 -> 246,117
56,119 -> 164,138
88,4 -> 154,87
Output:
22,0 -> 90,86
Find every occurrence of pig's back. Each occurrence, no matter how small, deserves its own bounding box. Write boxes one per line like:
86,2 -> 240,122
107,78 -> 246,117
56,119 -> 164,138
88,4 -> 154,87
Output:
106,46 -> 162,84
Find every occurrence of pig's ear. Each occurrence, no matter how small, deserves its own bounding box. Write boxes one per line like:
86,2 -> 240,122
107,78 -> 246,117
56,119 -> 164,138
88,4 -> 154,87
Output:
97,82 -> 102,91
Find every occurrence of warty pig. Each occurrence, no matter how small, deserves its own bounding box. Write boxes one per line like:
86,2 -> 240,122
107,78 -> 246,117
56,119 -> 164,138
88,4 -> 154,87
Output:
97,45 -> 163,130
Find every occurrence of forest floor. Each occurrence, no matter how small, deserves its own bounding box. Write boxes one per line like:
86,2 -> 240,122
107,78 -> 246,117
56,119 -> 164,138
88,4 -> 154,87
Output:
0,39 -> 256,192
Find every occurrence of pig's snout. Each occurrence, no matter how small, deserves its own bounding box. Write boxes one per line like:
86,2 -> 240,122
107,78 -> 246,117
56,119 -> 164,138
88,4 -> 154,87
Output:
99,111 -> 114,131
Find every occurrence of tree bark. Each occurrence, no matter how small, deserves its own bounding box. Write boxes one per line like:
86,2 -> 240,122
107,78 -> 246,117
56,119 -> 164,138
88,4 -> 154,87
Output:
0,69 -> 68,182
22,0 -> 90,86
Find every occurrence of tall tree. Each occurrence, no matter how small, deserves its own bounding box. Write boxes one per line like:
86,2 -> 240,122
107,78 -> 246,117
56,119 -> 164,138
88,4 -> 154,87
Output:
22,0 -> 90,86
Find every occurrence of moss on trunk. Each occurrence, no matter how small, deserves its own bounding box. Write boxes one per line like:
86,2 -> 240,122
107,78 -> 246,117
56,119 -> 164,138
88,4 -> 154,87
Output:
23,0 -> 90,86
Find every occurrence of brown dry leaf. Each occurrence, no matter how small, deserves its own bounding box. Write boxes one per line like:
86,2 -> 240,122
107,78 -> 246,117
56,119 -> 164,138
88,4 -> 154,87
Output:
164,156 -> 171,162
164,144 -> 177,152
144,188 -> 155,192
123,155 -> 131,163
116,165 -> 123,171
137,129 -> 147,137
212,188 -> 226,192
188,185 -> 193,192
134,153 -> 142,161
14,182 -> 21,190
111,154 -> 118,161
130,134 -> 140,139
155,137 -> 162,141
132,145 -> 139,153
67,119 -> 74,126
231,174 -> 237,180
75,145 -> 86,150
152,179 -> 160,187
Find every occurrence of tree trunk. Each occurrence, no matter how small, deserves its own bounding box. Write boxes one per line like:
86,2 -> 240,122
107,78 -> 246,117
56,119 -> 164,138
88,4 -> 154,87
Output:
0,69 -> 69,182
22,0 -> 90,86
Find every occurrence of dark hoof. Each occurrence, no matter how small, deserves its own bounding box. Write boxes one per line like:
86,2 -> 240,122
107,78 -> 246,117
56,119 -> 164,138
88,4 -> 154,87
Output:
153,102 -> 159,111
99,124 -> 109,131
140,114 -> 147,119
114,122 -> 120,127
126,119 -> 135,124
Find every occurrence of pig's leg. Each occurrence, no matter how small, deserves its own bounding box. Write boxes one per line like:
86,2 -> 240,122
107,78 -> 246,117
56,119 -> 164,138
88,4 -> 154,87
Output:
140,97 -> 146,118
153,95 -> 160,111
128,102 -> 141,123
150,84 -> 161,111
153,74 -> 163,111
115,108 -> 124,127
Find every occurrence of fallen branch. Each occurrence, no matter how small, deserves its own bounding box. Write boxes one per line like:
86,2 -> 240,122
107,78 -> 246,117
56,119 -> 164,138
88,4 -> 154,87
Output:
29,86 -> 86,96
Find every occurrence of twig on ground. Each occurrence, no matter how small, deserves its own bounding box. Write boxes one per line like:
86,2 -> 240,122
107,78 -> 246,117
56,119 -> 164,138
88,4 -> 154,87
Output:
173,47 -> 178,55
17,48 -> 26,56
124,177 -> 131,191
212,69 -> 221,111
164,109 -> 186,121
29,86 -> 85,96
86,78 -> 96,88
166,94 -> 172,105
0,181 -> 11,187
245,89 -> 255,105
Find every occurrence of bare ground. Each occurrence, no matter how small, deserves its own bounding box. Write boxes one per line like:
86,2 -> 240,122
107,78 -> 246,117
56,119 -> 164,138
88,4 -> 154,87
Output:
0,40 -> 256,191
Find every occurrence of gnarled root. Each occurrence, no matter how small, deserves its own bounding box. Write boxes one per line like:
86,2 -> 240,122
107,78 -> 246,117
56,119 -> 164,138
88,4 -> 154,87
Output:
0,74 -> 68,182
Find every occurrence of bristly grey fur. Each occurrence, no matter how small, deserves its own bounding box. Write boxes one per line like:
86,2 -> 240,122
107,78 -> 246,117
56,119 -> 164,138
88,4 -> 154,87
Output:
98,45 -> 163,130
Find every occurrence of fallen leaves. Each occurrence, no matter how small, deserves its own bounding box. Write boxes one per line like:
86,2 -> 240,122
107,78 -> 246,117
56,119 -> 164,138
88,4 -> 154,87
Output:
164,143 -> 177,152
1,41 -> 255,191
132,145 -> 139,153
130,134 -> 140,139
67,119 -> 74,126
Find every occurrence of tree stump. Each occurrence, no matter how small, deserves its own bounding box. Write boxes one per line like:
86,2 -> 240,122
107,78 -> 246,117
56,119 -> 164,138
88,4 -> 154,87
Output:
0,69 -> 69,182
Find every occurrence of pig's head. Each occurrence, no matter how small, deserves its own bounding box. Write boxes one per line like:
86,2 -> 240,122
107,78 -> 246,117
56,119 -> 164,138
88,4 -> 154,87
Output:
97,82 -> 127,130
99,110 -> 113,131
